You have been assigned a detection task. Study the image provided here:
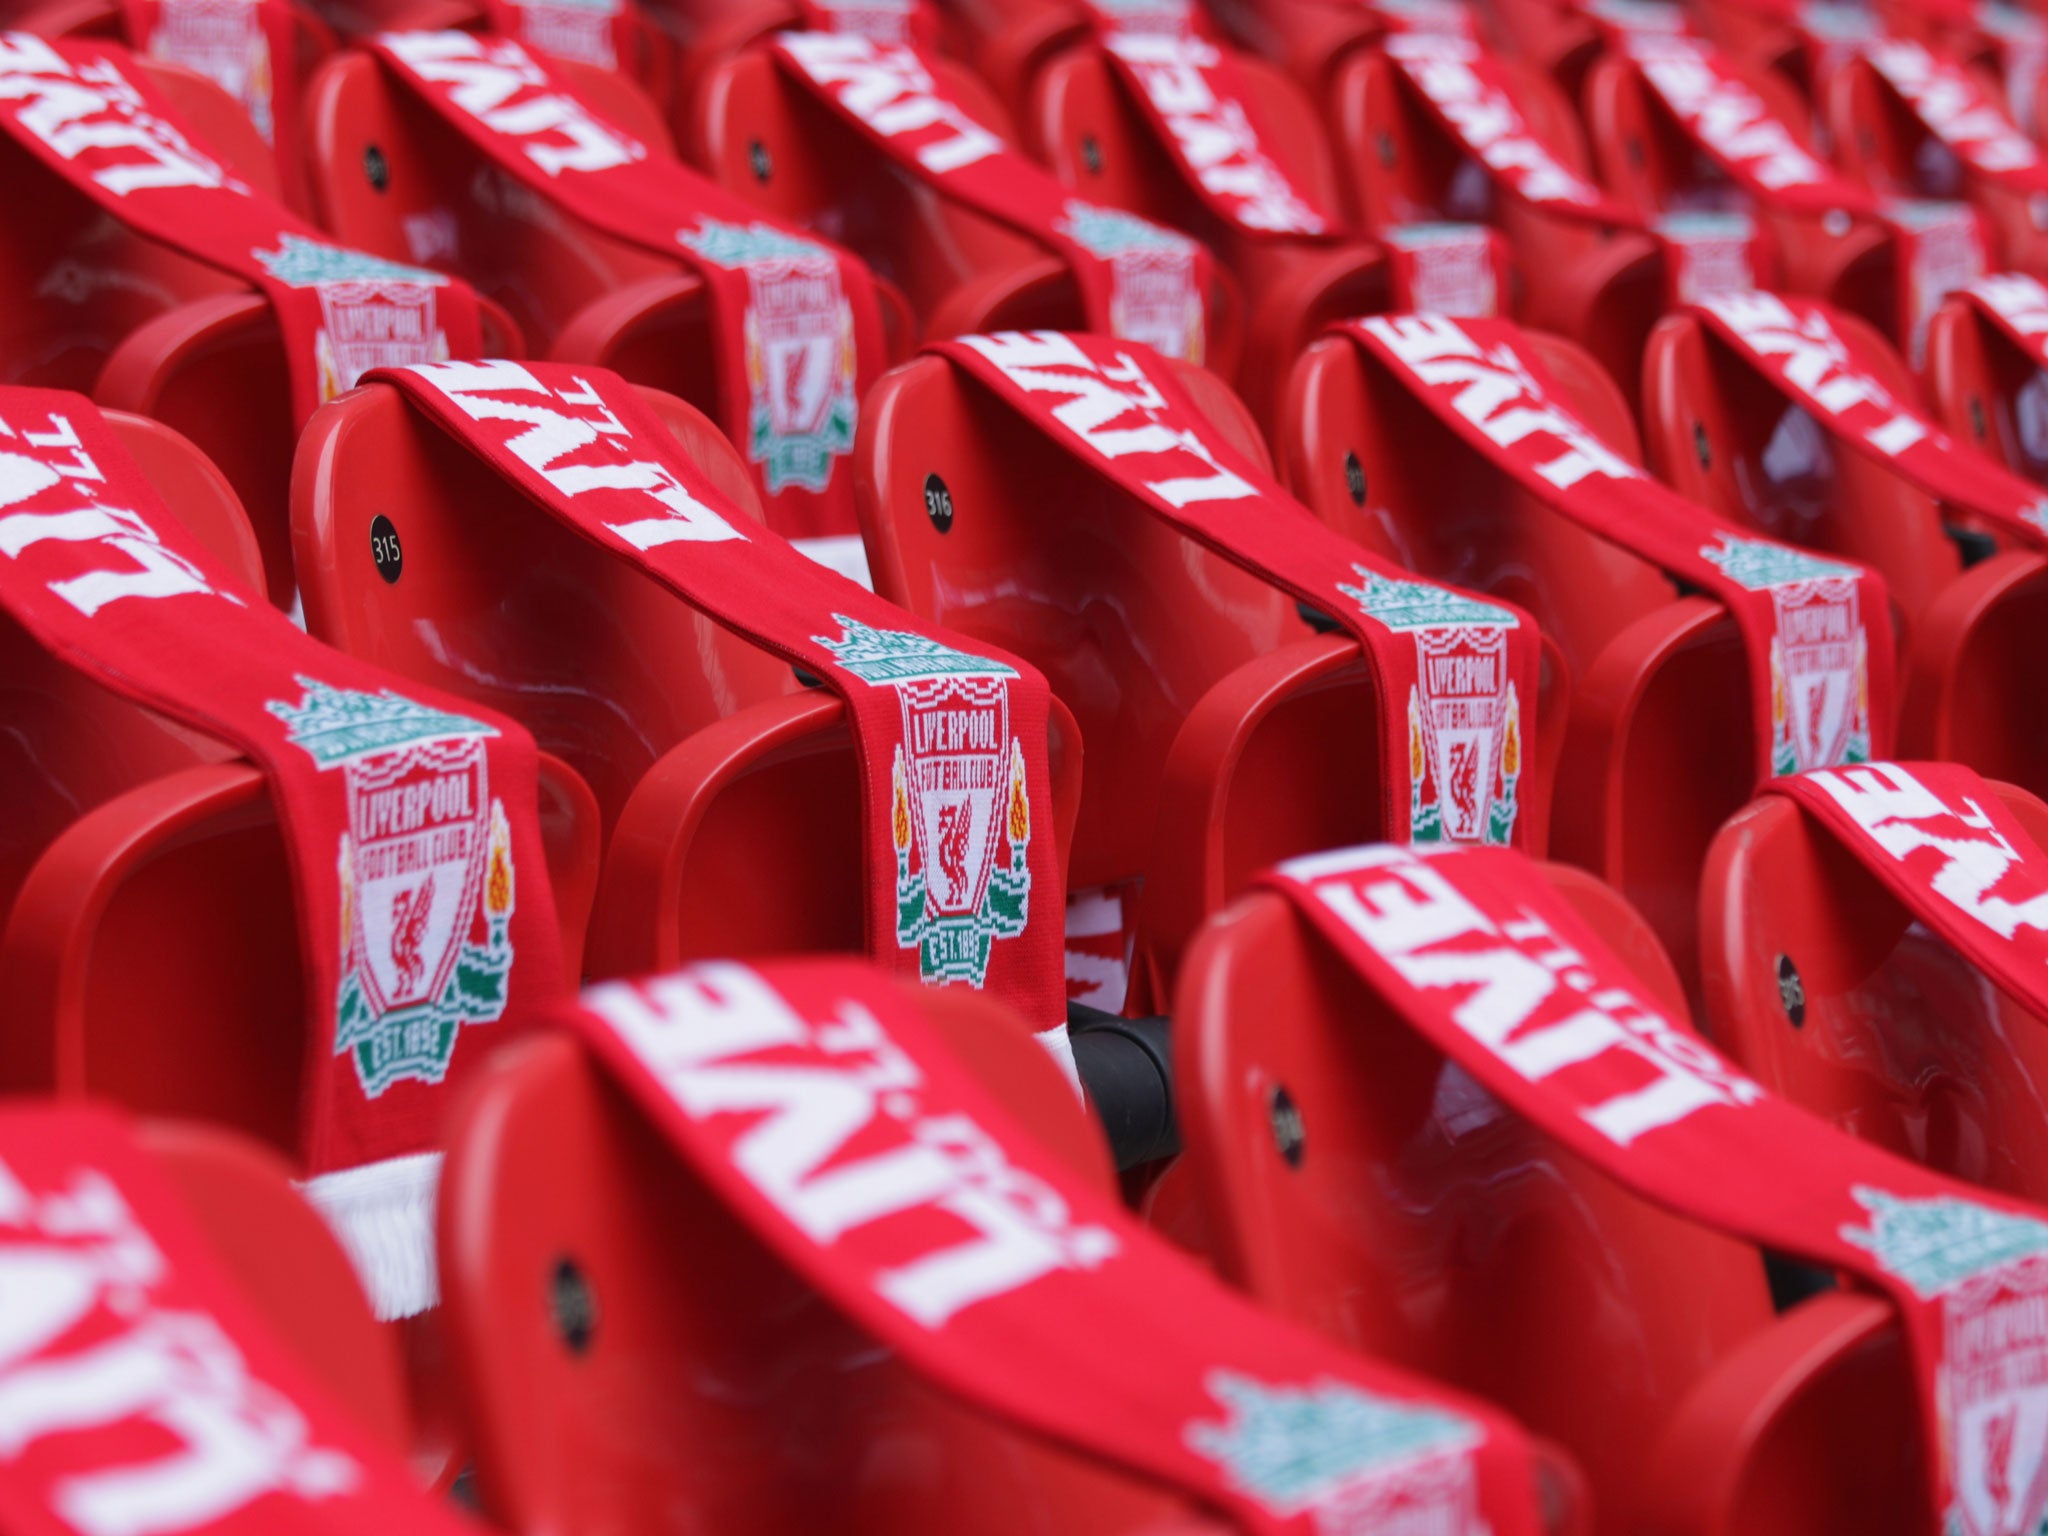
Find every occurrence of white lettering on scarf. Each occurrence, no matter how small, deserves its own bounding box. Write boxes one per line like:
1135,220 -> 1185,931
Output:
589,961 -> 1119,1327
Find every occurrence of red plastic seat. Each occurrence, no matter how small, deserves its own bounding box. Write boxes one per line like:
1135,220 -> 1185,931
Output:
1923,282 -> 2048,481
686,41 -> 1245,374
292,376 -> 1078,978
1700,777 -> 2048,1205
1822,48 -> 2048,280
856,349 -> 1551,1010
1167,863 -> 1923,1536
1279,326 -> 1753,985
1580,43 -> 1920,344
1640,304 -> 2048,795
141,1115 -> 412,1457
436,998 -> 1233,1535
1319,43 -> 1666,396
1018,39 -> 1392,424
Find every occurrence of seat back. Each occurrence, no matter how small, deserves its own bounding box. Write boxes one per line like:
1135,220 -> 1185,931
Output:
857,352 -> 1389,914
301,48 -> 716,395
689,46 -> 1102,339
1700,779 -> 2048,1205
1022,41 -> 1367,412
1172,872 -> 1921,1536
1923,288 -> 2048,482
1323,45 -> 1665,391
1279,327 -> 1761,986
437,1014 -> 1228,1535
1642,306 -> 1965,631
293,377 -> 794,837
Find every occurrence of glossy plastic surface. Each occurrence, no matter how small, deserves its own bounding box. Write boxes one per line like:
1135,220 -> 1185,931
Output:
437,1001 -> 1232,1535
690,42 -> 1242,373
858,351 -> 1449,1007
1924,289 -> 2048,483
1280,329 -> 1753,986
1701,779 -> 2048,1205
1025,42 -> 1377,421
1324,45 -> 1663,396
1172,874 -> 1924,1536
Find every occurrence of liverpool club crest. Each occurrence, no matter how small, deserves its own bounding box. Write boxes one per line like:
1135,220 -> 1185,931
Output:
148,0 -> 275,142
503,0 -> 623,68
679,219 -> 859,493
1059,202 -> 1206,364
1843,1188 -> 2048,1536
1699,534 -> 1872,774
253,235 -> 453,402
269,678 -> 517,1096
1338,567 -> 1522,846
814,616 -> 1031,987
1185,1372 -> 1489,1536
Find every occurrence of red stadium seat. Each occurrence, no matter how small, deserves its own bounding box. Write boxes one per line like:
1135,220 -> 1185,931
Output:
1168,863 -> 1923,1536
1700,776 -> 2048,1204
436,1000 -> 1235,1535
1004,30 -> 1394,422
857,348 -> 1553,1010
1280,326 -> 1753,984
686,41 -> 1246,373
1641,304 -> 2048,796
292,375 -> 1078,978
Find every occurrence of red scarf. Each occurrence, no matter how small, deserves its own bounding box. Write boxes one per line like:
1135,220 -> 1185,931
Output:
116,0 -> 297,159
1070,0 -> 1339,239
568,957 -> 1546,1536
1692,291 -> 2048,547
0,386 -> 562,1320
474,0 -> 635,68
930,331 -> 1541,847
1619,32 -> 1987,350
1337,313 -> 1895,782
0,1106 -> 479,1536
0,34 -> 482,433
1378,28 -> 1768,305
366,31 -> 887,539
371,358 -> 1068,1041
1264,838 -> 2048,1536
1865,35 -> 2048,194
768,25 -> 1217,364
1770,761 -> 2048,1024
1381,222 -> 1509,315
1960,268 -> 2048,367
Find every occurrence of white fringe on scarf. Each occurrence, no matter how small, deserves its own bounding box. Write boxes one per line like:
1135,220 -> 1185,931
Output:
296,1151 -> 443,1322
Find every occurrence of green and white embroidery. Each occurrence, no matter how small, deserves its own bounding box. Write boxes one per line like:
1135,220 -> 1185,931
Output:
1186,1372 -> 1483,1530
1058,201 -> 1205,364
253,235 -> 451,402
815,616 -> 1030,988
679,217 -> 858,494
270,678 -> 516,1097
1846,1189 -> 2048,1536
1340,566 -> 1522,847
1699,533 -> 1872,774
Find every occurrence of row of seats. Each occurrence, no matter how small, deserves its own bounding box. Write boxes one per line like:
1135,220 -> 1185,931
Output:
4,0 -> 2048,1531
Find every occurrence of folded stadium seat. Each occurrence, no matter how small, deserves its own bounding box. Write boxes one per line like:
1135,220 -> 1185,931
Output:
437,957 -> 1577,1535
8,0 -> 336,209
1688,0 -> 1873,105
0,34 -> 516,607
686,18 -> 1246,378
294,362 -> 1084,1024
1922,271 -> 2048,480
0,386 -> 590,1489
859,332 -> 1558,1014
974,0 -> 1479,425
303,32 -> 902,548
1308,27 -> 1677,401
1280,314 -> 1899,987
1822,38 -> 2048,284
1701,763 -> 2048,1206
1582,29 -> 1987,356
1641,292 -> 2048,791
0,1106 -> 490,1533
350,0 -> 678,100
1168,849 -> 1936,1536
